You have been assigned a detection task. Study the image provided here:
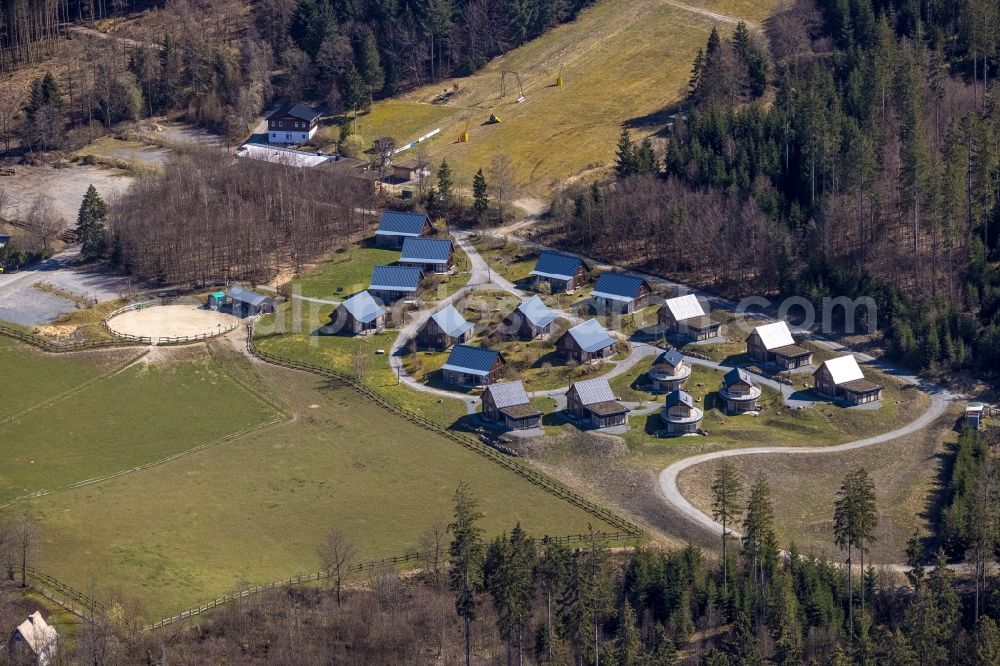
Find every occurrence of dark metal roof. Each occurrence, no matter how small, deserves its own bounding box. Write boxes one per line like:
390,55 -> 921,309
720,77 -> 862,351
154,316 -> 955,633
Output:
370,265 -> 423,291
227,286 -> 272,308
723,367 -> 755,387
592,272 -> 649,301
443,345 -> 502,376
401,237 -> 453,263
270,103 -> 321,122
530,250 -> 586,280
340,290 -> 385,324
665,389 -> 695,409
376,211 -> 430,236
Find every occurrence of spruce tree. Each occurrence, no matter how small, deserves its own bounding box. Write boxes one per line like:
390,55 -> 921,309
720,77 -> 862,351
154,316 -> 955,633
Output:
614,602 -> 642,666
473,168 -> 489,214
711,459 -> 743,598
449,481 -> 485,666
834,467 -> 878,642
76,185 -> 108,260
535,537 -> 569,663
358,29 -> 385,99
437,160 -> 454,211
484,523 -> 537,666
742,475 -> 777,594
614,128 -> 635,180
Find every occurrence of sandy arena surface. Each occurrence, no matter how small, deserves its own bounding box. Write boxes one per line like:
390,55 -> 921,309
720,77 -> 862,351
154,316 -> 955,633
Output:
106,305 -> 239,342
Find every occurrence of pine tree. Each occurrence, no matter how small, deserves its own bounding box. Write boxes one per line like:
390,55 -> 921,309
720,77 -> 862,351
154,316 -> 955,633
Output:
76,185 -> 108,260
614,128 -> 635,180
711,459 -> 743,598
535,537 -> 569,664
974,617 -> 1000,666
358,29 -> 385,99
688,48 -> 705,99
473,168 -> 489,214
633,138 -> 657,176
340,65 -> 370,112
437,160 -> 454,211
449,481 -> 485,666
613,602 -> 642,666
833,467 -> 878,642
742,476 -> 777,596
723,612 -> 763,665
484,523 -> 537,665
706,26 -> 721,55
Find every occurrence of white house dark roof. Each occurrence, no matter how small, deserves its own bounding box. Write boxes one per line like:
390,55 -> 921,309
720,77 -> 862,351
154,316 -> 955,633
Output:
340,291 -> 385,324
663,294 -> 706,321
819,355 -> 865,385
530,250 -> 586,281
401,237 -> 452,264
271,103 -> 321,123
517,295 -> 559,328
565,319 -> 616,353
431,304 -> 474,338
570,377 -> 617,406
484,381 -> 531,409
227,287 -> 272,308
591,273 -> 649,303
750,321 -> 796,350
665,389 -> 695,409
376,211 -> 430,237
370,265 -> 423,292
443,345 -> 501,376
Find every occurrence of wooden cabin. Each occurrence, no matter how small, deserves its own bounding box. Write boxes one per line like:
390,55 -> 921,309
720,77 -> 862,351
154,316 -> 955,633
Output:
661,389 -> 704,435
227,287 -> 275,317
400,237 -> 454,274
267,103 -> 321,144
719,368 -> 762,414
374,211 -> 432,248
331,290 -> 386,335
368,265 -> 424,304
503,295 -> 559,340
416,304 -> 474,350
529,250 -> 590,293
813,355 -> 882,405
481,381 -> 542,431
566,378 -> 629,429
648,348 -> 691,392
556,319 -> 617,364
659,294 -> 721,341
442,345 -> 506,386
746,322 -> 813,370
591,272 -> 653,314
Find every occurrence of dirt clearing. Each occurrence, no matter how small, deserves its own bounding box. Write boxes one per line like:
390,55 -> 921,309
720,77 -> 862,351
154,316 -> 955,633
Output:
106,305 -> 239,343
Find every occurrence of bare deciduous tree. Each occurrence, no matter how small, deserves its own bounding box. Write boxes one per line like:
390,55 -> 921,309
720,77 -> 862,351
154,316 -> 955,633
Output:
488,154 -> 516,222
418,520 -> 448,586
319,529 -> 357,605
23,195 -> 63,255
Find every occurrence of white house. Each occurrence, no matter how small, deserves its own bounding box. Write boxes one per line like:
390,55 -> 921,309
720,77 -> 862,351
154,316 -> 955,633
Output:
10,611 -> 58,666
267,104 -> 322,145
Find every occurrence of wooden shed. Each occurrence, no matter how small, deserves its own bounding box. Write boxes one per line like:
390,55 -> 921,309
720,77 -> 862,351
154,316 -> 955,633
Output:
442,345 -> 506,386
529,250 -> 590,293
813,355 -> 882,405
502,295 -> 560,340
566,377 -> 629,429
331,290 -> 386,335
374,211 -> 432,248
481,381 -> 542,431
591,272 -> 653,314
746,322 -> 813,370
555,319 -> 617,364
416,304 -> 474,350
659,294 -> 720,341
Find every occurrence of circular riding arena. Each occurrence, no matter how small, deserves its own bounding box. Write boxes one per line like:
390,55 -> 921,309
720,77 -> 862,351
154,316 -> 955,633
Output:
105,304 -> 240,345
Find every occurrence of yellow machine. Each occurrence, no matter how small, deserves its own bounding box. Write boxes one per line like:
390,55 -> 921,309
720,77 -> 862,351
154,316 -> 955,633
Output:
459,120 -> 470,142
556,64 -> 564,87
486,114 -> 501,124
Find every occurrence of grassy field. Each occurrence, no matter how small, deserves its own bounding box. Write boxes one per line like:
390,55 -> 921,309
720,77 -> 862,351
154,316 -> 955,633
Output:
0,345 -> 280,504
16,350 -> 615,618
329,100 -> 459,151
360,0 -> 778,194
676,407 -> 963,562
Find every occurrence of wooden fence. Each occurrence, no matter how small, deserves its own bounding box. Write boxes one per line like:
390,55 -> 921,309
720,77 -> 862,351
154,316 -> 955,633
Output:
25,567 -> 107,621
245,322 -> 642,539
147,530 -> 637,630
0,324 -> 134,352
101,301 -> 239,346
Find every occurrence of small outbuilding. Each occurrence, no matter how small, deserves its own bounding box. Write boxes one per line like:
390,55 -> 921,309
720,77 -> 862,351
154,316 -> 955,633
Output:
566,377 -> 629,429
374,211 -> 432,248
556,319 -> 618,364
719,368 -> 762,414
503,295 -> 560,340
206,291 -> 226,310
661,389 -> 704,435
648,348 -> 691,392
659,294 -> 720,341
332,290 -> 386,335
400,237 -> 454,274
391,159 -> 430,182
416,304 -> 474,349
591,272 -> 653,314
966,403 -> 986,430
481,381 -> 542,431
442,344 -> 506,386
746,321 -> 813,370
10,611 -> 58,666
368,265 -> 424,303
529,250 -> 590,293
813,355 -> 882,405
227,287 -> 275,317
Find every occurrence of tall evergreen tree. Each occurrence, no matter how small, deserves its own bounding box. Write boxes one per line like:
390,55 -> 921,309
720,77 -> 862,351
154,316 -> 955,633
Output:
473,168 -> 489,214
448,481 -> 485,666
614,128 -> 635,180
358,28 -> 385,100
833,467 -> 878,642
484,523 -> 537,666
711,459 -> 743,598
437,159 -> 454,211
76,185 -> 108,260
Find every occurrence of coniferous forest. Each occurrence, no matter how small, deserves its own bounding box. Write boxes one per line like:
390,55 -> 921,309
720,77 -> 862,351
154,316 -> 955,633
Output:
556,0 -> 1000,378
